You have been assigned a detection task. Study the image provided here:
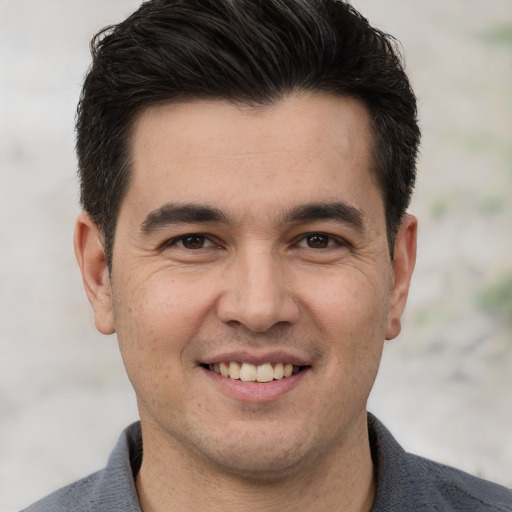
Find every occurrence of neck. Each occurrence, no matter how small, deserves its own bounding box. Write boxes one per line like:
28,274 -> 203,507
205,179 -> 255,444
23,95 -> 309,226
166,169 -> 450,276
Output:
135,414 -> 376,512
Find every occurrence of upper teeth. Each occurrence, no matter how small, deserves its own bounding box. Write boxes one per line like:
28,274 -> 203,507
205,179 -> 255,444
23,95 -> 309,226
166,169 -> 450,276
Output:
208,362 -> 298,382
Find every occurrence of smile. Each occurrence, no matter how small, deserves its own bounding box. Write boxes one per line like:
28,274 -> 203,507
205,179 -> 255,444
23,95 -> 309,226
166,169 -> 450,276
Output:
206,362 -> 302,382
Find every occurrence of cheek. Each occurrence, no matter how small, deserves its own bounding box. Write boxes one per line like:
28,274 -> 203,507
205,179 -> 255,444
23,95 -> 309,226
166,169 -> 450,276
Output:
301,268 -> 389,399
302,267 -> 391,340
112,271 -> 218,377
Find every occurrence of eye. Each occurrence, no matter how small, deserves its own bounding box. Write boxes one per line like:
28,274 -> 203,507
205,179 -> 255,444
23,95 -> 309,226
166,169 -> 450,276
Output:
297,233 -> 336,249
167,234 -> 215,250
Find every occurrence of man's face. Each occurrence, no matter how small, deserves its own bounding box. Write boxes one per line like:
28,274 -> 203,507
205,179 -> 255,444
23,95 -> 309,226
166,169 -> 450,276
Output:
78,94 -> 415,478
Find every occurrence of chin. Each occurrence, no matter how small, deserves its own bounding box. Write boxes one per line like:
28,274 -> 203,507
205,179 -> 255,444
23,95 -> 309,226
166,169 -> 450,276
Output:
191,424 -> 322,482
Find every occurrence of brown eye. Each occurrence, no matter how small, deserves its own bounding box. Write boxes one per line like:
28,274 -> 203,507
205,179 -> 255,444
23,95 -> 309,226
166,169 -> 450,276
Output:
163,233 -> 217,252
181,235 -> 207,249
306,233 -> 330,248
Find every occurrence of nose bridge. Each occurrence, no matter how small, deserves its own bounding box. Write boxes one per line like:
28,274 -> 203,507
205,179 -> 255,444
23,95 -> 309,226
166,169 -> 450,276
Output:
217,242 -> 299,332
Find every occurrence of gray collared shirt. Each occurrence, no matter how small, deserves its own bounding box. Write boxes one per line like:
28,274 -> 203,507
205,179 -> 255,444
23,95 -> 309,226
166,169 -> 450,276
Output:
22,414 -> 512,511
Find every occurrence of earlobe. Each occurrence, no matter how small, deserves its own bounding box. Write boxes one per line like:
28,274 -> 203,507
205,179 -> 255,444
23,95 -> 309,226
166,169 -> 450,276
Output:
74,212 -> 115,335
385,214 -> 417,340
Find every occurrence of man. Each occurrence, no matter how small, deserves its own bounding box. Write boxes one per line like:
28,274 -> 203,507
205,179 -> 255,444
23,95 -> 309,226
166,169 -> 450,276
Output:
24,0 -> 511,510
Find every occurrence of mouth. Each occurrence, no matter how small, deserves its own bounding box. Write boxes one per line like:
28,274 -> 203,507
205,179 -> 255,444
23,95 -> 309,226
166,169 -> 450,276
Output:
201,361 -> 307,383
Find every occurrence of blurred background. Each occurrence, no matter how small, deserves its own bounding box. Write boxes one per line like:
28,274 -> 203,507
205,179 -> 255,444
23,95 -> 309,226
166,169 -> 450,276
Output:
0,0 -> 511,510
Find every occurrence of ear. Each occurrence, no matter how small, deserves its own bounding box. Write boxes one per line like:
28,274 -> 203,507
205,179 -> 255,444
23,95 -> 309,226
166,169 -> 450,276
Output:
385,214 -> 417,340
74,212 -> 115,335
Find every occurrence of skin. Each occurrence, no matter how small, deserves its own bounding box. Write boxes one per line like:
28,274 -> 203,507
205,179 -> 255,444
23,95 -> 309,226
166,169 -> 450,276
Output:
75,94 -> 417,511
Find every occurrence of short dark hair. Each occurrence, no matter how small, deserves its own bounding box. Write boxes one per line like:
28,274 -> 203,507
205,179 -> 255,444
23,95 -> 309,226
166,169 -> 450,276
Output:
76,0 -> 420,267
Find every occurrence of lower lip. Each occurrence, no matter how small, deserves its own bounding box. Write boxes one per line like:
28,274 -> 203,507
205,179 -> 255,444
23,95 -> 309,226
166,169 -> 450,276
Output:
201,366 -> 309,402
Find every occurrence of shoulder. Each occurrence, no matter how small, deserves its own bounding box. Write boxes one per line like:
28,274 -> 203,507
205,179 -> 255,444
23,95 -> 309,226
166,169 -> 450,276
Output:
21,422 -> 143,512
21,470 -> 106,512
406,452 -> 512,511
368,413 -> 512,511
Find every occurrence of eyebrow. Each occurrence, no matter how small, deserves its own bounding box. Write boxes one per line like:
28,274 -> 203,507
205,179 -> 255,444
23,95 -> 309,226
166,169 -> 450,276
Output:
140,200 -> 364,235
140,203 -> 229,234
282,202 -> 364,229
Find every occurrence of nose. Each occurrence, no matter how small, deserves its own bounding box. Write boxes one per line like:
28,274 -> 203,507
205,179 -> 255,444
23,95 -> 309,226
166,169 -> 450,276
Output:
216,247 -> 300,333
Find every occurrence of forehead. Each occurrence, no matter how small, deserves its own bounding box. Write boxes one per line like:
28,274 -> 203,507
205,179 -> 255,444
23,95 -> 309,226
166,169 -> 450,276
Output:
123,94 -> 382,224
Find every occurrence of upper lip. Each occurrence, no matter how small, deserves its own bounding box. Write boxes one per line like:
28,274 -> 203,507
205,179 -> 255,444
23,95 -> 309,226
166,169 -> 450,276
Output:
199,350 -> 312,367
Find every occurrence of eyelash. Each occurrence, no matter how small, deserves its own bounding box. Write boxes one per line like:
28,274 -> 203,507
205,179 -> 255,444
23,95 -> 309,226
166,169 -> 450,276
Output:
163,234 -> 216,250
295,232 -> 346,250
162,232 -> 348,251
